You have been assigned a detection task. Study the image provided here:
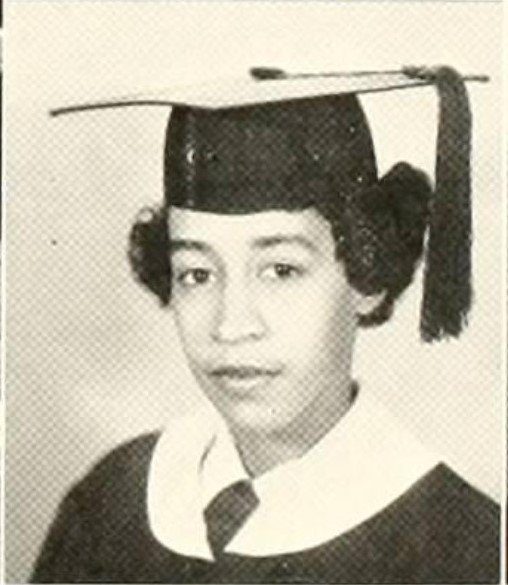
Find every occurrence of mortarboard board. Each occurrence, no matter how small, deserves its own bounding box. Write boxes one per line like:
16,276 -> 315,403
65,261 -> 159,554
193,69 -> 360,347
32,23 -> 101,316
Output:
50,66 -> 487,115
50,65 -> 488,342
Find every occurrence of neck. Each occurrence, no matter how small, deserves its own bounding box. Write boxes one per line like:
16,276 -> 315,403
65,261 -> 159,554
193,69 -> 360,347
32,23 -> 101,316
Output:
229,377 -> 356,478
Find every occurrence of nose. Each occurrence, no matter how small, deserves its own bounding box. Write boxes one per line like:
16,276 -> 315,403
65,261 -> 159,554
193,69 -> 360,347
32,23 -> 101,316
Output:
212,280 -> 266,344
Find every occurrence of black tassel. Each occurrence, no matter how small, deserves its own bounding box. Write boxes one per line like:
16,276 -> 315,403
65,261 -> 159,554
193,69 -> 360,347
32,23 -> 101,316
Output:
404,66 -> 472,341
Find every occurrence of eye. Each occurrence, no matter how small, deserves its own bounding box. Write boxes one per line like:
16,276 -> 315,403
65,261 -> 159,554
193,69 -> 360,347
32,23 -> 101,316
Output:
175,268 -> 214,288
260,263 -> 304,282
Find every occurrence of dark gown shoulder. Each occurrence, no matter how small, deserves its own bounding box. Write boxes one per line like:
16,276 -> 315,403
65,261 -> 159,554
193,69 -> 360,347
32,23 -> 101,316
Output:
31,432 -> 168,583
314,463 -> 499,584
32,435 -> 500,584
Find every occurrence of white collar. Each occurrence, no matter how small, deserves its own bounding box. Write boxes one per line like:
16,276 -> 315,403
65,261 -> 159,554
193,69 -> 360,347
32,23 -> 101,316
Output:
147,386 -> 440,560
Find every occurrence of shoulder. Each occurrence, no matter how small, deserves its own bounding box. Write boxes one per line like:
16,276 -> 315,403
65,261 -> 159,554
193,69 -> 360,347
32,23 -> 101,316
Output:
75,432 -> 160,491
410,463 -> 499,535
31,432 -> 163,582
377,463 -> 500,582
50,407 -> 215,526
64,431 -> 161,524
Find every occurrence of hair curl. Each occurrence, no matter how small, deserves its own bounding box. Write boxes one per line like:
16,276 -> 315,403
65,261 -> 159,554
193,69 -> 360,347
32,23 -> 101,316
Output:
128,162 -> 432,327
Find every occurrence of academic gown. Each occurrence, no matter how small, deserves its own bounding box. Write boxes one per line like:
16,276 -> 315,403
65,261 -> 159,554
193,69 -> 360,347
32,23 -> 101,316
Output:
32,395 -> 500,584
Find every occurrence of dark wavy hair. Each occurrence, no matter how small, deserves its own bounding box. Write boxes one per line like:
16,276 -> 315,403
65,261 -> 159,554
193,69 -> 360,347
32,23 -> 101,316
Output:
128,162 -> 432,327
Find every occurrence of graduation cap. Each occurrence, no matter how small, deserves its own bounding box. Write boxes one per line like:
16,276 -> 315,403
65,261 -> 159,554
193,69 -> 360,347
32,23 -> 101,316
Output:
51,65 -> 488,342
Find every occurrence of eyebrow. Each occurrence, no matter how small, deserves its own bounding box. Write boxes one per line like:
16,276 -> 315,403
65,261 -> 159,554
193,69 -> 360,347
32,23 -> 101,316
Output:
251,235 -> 318,253
170,234 -> 318,255
169,239 -> 211,254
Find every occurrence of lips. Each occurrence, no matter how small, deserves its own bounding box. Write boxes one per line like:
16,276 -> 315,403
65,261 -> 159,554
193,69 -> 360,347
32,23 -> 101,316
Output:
208,365 -> 282,390
210,365 -> 282,380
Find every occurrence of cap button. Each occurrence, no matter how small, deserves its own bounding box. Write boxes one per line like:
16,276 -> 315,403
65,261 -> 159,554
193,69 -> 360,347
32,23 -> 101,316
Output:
205,150 -> 218,162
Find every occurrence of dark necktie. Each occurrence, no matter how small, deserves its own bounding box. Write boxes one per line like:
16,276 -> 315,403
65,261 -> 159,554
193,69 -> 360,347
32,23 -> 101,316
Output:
204,480 -> 259,558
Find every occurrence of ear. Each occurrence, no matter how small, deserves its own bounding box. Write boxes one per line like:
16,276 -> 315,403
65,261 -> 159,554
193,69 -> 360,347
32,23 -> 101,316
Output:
352,288 -> 386,318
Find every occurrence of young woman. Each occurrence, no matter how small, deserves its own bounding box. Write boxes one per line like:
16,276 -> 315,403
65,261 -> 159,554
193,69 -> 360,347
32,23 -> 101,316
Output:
32,66 -> 499,583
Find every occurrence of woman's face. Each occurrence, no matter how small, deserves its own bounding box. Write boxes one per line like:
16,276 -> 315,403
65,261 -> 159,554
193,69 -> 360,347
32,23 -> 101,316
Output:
168,206 -> 370,435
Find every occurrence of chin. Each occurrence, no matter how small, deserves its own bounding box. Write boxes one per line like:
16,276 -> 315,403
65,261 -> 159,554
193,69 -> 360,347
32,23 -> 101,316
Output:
216,399 -> 297,436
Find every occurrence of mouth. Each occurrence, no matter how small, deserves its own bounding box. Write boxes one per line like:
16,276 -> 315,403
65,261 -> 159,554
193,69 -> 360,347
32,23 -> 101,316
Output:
208,365 -> 282,390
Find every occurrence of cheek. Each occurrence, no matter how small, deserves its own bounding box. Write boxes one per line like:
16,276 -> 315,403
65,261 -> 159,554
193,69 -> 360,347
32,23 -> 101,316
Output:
172,295 -> 217,354
264,280 -> 356,359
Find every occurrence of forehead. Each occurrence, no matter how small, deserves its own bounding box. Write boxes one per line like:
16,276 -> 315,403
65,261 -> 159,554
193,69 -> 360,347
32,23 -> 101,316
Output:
168,207 -> 333,249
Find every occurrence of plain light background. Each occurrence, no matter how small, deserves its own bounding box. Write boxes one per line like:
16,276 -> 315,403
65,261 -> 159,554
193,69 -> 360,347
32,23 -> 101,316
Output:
4,2 -> 504,583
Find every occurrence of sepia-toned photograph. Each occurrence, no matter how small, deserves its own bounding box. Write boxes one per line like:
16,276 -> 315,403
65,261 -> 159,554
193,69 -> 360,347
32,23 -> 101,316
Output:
4,1 -> 504,583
